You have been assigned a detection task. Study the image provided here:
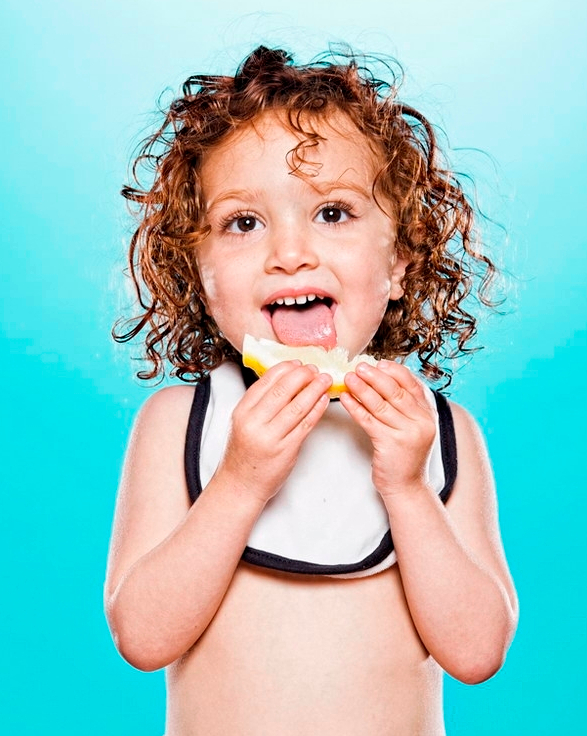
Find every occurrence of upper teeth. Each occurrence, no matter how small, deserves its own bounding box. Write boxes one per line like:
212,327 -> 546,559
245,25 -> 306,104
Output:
273,294 -> 318,306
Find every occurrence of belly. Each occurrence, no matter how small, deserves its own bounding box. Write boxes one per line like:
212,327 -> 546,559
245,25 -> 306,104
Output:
165,563 -> 444,736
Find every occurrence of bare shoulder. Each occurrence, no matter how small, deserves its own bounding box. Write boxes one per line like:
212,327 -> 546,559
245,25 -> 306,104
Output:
122,384 -> 197,488
105,384 -> 198,600
449,400 -> 489,451
136,383 -> 197,428
445,399 -> 496,517
445,400 -> 518,613
124,383 -> 199,499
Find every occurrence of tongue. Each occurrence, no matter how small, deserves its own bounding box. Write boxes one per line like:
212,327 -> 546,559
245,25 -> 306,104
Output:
271,302 -> 337,349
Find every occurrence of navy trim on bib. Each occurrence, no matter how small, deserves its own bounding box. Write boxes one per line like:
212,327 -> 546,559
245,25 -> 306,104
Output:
433,390 -> 458,505
184,373 -> 210,500
184,370 -> 458,575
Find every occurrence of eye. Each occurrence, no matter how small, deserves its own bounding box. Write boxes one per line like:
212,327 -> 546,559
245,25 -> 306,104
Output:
222,212 -> 263,234
229,215 -> 259,233
315,203 -> 354,225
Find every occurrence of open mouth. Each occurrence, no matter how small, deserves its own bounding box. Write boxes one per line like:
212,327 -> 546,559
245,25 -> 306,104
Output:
266,292 -> 334,312
263,292 -> 337,348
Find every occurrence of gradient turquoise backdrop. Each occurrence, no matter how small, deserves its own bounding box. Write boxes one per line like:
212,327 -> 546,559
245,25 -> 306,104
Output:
1,0 -> 585,733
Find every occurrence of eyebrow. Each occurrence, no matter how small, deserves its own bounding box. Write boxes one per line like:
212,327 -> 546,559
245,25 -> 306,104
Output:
207,179 -> 373,213
207,189 -> 264,212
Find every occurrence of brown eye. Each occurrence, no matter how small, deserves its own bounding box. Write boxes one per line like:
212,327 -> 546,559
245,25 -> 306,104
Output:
225,213 -> 262,234
316,205 -> 352,224
236,215 -> 257,232
322,207 -> 342,223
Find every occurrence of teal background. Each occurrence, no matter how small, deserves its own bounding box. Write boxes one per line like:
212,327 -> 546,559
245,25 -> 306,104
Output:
1,0 -> 585,733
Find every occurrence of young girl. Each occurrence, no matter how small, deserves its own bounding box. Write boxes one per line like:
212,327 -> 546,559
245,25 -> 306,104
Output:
106,46 -> 518,735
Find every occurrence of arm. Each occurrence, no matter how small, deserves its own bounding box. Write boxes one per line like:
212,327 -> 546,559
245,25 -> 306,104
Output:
341,362 -> 518,684
105,362 -> 331,672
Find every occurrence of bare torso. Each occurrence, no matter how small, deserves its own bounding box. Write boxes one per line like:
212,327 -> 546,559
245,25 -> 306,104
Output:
165,562 -> 445,736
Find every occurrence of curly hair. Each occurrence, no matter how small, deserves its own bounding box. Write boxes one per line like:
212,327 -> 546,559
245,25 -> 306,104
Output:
114,44 -> 498,385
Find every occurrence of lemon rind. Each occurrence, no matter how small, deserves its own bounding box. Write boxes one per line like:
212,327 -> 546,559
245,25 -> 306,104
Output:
242,335 -> 375,400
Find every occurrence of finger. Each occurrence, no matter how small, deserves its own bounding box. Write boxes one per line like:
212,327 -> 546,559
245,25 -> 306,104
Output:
241,360 -> 307,411
376,360 -> 431,411
352,363 -> 429,422
344,370 -> 410,429
339,388 -> 381,433
270,371 -> 333,438
249,363 -> 323,422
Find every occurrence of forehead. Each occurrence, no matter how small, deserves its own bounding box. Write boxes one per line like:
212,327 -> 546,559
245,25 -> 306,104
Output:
200,110 -> 381,193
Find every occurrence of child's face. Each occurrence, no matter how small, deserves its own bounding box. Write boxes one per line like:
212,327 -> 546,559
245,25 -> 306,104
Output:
196,111 -> 407,358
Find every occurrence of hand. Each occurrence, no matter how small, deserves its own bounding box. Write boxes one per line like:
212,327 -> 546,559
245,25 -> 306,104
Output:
340,360 -> 437,499
217,361 -> 332,504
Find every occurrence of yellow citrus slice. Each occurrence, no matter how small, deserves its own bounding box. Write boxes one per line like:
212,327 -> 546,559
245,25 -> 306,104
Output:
242,334 -> 378,399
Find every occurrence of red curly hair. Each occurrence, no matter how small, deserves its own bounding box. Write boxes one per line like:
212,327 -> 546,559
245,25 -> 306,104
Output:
114,45 -> 498,385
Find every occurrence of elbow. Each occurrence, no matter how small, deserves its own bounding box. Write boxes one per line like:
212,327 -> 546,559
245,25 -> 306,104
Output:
105,593 -> 179,672
448,632 -> 516,686
113,636 -> 169,673
445,611 -> 518,686
448,650 -> 507,685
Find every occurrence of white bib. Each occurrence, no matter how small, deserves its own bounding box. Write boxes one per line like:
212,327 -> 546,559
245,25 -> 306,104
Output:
186,362 -> 456,578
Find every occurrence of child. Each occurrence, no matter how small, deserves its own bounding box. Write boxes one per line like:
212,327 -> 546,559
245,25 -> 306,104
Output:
106,46 -> 518,735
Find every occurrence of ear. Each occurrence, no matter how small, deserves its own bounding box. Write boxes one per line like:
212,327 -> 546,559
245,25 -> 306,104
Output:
389,255 -> 409,300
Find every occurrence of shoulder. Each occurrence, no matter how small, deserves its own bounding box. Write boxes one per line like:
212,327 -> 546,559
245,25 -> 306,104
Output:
132,383 -> 200,438
447,400 -> 493,483
138,383 -> 197,420
443,399 -> 500,542
447,399 -> 481,432
124,384 -> 201,482
447,400 -> 482,441
127,383 -> 199,455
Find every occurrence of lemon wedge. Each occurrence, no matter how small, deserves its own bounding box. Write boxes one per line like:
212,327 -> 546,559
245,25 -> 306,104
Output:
242,334 -> 378,399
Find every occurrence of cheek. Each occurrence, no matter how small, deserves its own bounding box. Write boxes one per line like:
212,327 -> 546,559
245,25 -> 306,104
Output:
196,259 -> 234,334
195,256 -> 249,350
372,274 -> 392,300
378,234 -> 399,303
359,240 -> 395,330
366,240 -> 395,304
367,276 -> 392,330
197,260 -> 219,304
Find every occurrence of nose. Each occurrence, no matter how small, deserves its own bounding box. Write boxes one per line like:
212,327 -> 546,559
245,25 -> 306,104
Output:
264,221 -> 320,274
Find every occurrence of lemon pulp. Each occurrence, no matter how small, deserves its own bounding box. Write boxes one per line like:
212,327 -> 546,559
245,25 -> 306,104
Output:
242,334 -> 377,399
